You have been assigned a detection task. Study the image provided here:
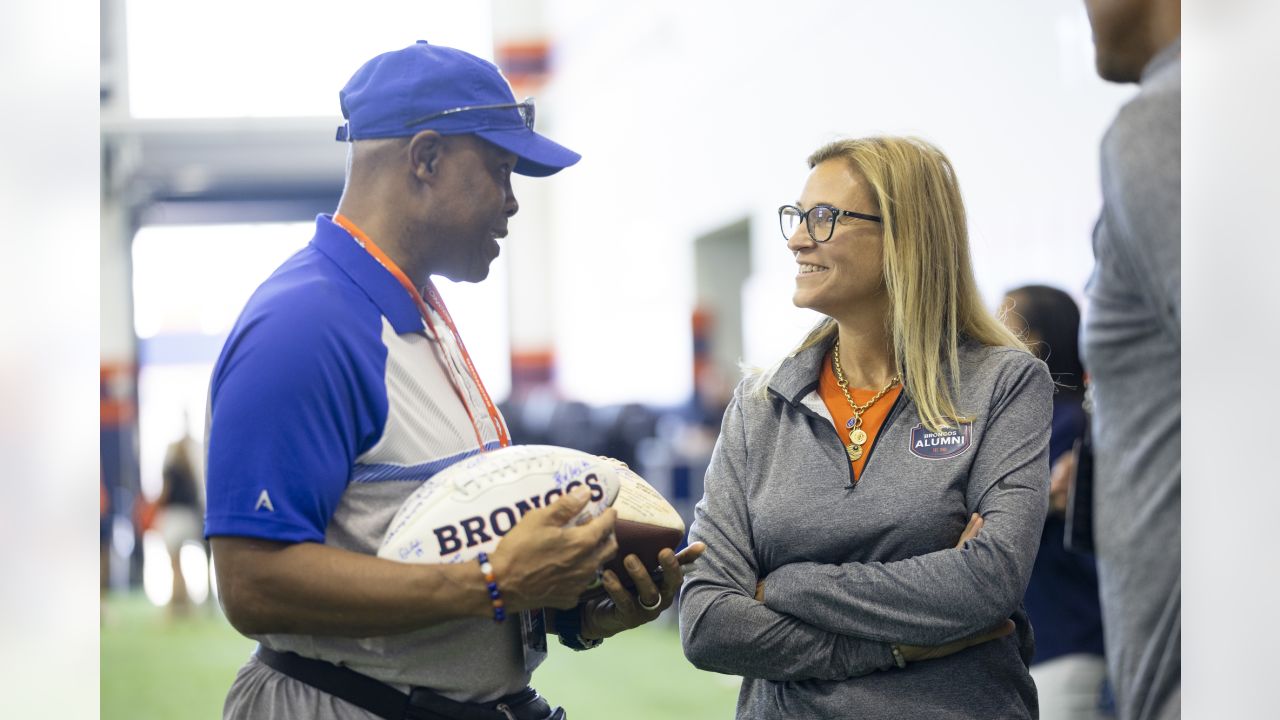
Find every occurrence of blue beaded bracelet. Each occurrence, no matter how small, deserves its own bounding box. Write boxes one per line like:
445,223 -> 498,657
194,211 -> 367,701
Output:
477,552 -> 505,623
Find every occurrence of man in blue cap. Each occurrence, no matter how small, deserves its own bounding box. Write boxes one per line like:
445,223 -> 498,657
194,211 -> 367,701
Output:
204,41 -> 702,720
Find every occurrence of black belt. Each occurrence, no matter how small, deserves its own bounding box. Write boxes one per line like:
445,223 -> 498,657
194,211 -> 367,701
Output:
256,646 -> 565,720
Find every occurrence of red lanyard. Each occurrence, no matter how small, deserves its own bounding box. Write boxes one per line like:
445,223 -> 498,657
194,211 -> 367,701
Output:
334,214 -> 510,451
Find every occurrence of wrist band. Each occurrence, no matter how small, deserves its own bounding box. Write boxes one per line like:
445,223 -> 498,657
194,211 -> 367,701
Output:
890,644 -> 907,669
477,552 -> 505,623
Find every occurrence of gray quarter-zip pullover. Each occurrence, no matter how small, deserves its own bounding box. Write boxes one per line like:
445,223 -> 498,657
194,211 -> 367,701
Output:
680,337 -> 1051,719
1081,38 -> 1181,720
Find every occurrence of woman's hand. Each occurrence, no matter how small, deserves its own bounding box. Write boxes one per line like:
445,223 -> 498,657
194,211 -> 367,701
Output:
580,542 -> 706,640
956,512 -> 983,547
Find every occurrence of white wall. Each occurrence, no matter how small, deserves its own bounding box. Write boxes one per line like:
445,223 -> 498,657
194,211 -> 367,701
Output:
537,0 -> 1133,404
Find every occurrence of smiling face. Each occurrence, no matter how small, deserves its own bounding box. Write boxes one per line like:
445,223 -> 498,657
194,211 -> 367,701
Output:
420,134 -> 520,283
787,159 -> 886,319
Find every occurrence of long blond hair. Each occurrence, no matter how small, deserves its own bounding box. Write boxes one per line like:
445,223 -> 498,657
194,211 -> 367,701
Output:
752,136 -> 1025,432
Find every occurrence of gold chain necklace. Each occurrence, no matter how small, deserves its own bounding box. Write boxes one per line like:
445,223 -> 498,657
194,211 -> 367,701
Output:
832,339 -> 900,462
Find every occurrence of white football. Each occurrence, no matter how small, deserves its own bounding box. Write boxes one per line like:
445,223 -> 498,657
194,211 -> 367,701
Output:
378,444 -> 621,565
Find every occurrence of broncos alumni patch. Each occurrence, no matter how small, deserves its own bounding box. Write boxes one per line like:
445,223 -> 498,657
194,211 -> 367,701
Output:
909,422 -> 973,459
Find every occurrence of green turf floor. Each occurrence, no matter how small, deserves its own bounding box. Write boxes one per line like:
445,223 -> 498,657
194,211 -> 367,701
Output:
101,592 -> 739,719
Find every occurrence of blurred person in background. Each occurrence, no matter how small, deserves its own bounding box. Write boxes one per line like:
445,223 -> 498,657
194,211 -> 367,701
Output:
680,136 -> 1051,719
1078,1 -> 1180,717
100,468 -> 111,622
204,42 -> 699,720
1002,285 -> 1109,720
157,418 -> 204,619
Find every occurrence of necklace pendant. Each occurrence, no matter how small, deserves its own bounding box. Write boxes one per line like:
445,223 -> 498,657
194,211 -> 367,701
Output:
846,443 -> 864,462
849,427 -> 868,445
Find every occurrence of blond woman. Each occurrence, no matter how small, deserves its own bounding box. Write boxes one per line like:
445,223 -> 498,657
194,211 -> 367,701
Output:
680,136 -> 1051,719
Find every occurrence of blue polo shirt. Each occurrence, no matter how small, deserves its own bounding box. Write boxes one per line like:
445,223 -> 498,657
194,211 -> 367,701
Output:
205,214 -> 503,545
205,215 -> 526,701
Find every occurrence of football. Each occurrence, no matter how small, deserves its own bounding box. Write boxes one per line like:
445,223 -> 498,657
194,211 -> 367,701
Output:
605,463 -> 687,587
378,444 -> 621,565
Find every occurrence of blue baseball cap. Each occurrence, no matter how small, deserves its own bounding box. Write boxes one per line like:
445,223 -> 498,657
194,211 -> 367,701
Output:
336,41 -> 580,177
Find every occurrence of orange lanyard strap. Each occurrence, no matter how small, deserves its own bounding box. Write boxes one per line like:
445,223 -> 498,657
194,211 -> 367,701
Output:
419,277 -> 511,448
333,214 -> 510,450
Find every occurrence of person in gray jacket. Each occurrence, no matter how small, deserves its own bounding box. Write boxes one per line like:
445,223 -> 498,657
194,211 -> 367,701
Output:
1078,0 -> 1180,717
680,136 -> 1053,719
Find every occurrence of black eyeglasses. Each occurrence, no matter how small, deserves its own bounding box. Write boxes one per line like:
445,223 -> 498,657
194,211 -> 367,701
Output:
778,204 -> 882,243
403,97 -> 536,131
